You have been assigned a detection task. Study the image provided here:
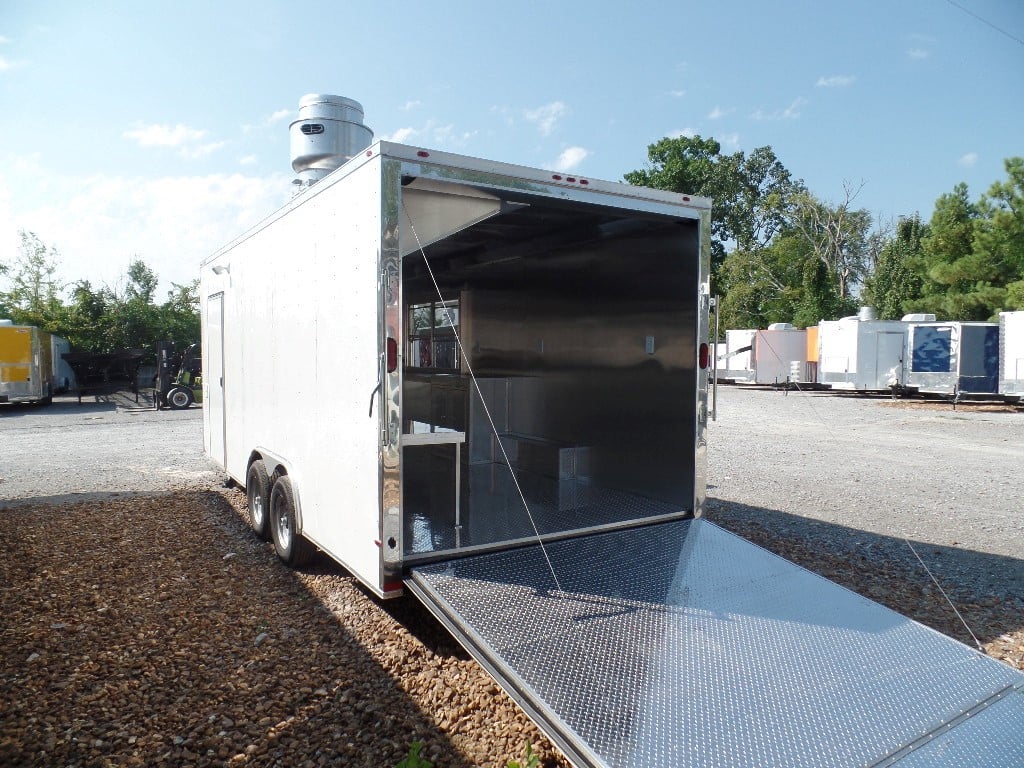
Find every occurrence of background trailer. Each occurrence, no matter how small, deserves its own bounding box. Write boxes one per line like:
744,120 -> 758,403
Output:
817,315 -> 909,391
752,324 -> 807,385
904,321 -> 1000,395
201,96 -> 1023,768
999,310 -> 1024,400
0,321 -> 54,405
715,328 -> 755,382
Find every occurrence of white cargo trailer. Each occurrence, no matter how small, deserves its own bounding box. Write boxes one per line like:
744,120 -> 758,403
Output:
999,310 -> 1024,400
904,320 -> 1000,395
202,97 -> 1023,767
752,323 -> 807,385
817,315 -> 909,390
715,328 -> 755,382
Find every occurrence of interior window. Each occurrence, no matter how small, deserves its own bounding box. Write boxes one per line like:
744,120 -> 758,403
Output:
408,299 -> 460,370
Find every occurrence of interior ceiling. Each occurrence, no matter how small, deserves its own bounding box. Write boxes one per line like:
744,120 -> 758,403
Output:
403,203 -> 672,289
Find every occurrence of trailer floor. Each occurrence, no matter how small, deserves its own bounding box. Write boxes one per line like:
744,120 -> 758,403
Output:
408,519 -> 1024,768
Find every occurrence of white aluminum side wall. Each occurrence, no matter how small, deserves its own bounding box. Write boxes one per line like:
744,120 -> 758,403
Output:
818,319 -> 907,390
905,323 -> 957,394
753,329 -> 806,385
721,328 -> 755,381
1000,311 -> 1024,396
202,157 -> 383,591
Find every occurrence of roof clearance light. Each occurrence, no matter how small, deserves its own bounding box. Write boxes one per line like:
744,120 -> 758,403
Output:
580,179 -> 589,185
366,149 -> 373,157
566,177 -> 576,183
417,150 -> 430,158
552,174 -> 563,181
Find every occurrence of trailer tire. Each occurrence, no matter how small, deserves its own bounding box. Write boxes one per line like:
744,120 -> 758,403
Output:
167,386 -> 194,409
269,475 -> 314,567
246,460 -> 272,540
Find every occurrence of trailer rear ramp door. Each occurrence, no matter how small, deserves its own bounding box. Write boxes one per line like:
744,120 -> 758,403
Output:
407,519 -> 1024,767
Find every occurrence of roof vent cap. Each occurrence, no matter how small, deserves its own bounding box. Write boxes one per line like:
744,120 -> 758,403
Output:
290,94 -> 373,190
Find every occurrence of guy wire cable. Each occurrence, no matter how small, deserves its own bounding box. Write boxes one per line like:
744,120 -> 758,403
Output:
401,201 -> 564,595
752,327 -> 984,649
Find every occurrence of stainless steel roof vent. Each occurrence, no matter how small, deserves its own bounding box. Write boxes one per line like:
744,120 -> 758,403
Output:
290,94 -> 373,190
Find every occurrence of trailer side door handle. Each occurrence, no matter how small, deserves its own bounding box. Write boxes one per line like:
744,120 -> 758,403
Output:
368,382 -> 381,417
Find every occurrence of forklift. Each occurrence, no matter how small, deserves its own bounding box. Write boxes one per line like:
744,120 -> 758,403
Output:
154,341 -> 203,410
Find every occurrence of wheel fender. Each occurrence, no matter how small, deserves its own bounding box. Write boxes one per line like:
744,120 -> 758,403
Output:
252,447 -> 305,534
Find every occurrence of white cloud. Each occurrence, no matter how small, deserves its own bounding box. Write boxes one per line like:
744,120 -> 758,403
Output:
708,106 -> 731,120
267,108 -> 291,124
552,147 -> 588,172
816,75 -> 855,87
908,47 -> 929,59
720,133 -> 741,151
670,89 -> 686,98
123,123 -> 228,159
524,101 -> 567,136
669,127 -> 696,139
0,54 -> 27,72
381,126 -> 417,142
959,152 -> 978,167
751,97 -> 807,121
239,155 -> 257,166
0,35 -> 11,44
400,100 -> 421,111
182,141 -> 228,159
124,123 -> 206,148
379,121 -> 474,149
2,166 -> 291,297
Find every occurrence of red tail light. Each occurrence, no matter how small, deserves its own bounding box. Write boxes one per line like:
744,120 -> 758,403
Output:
699,342 -> 709,369
386,337 -> 398,373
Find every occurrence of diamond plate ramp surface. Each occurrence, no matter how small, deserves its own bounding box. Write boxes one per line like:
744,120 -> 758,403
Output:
408,519 -> 1024,767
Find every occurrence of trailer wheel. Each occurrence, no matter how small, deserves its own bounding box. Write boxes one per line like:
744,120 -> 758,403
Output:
245,460 -> 271,540
167,386 -> 194,409
269,475 -> 314,567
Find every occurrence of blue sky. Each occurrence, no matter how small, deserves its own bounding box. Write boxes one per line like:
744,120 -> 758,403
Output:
1,0 -> 1021,298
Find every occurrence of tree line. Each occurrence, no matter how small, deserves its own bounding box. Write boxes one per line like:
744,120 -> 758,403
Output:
625,138 -> 1023,331
0,231 -> 199,360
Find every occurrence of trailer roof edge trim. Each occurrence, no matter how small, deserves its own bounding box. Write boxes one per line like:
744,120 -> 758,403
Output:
202,141 -> 710,267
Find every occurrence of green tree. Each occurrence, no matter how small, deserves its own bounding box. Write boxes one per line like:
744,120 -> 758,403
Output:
60,280 -> 109,351
159,279 -> 201,346
1,231 -> 64,328
624,135 -> 805,278
793,255 -> 850,327
125,259 -> 159,304
788,184 -> 874,302
865,215 -> 927,319
905,162 -> 1024,320
718,232 -> 810,329
972,157 -> 1024,310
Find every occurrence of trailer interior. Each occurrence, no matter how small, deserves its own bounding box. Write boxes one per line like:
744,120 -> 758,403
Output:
397,184 -> 701,561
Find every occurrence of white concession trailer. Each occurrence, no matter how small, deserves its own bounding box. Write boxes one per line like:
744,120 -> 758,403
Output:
817,314 -> 909,391
202,96 -> 1023,768
752,323 -> 808,385
999,310 -> 1024,400
904,320 -> 1000,396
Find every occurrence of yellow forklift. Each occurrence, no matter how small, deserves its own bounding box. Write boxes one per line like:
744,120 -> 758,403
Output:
154,341 -> 202,409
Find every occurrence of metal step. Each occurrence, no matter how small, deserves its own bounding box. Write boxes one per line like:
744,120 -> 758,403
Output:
407,519 -> 1024,767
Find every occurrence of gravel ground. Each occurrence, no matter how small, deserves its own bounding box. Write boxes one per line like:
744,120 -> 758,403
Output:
1,387 -> 1022,767
0,392 -> 219,505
